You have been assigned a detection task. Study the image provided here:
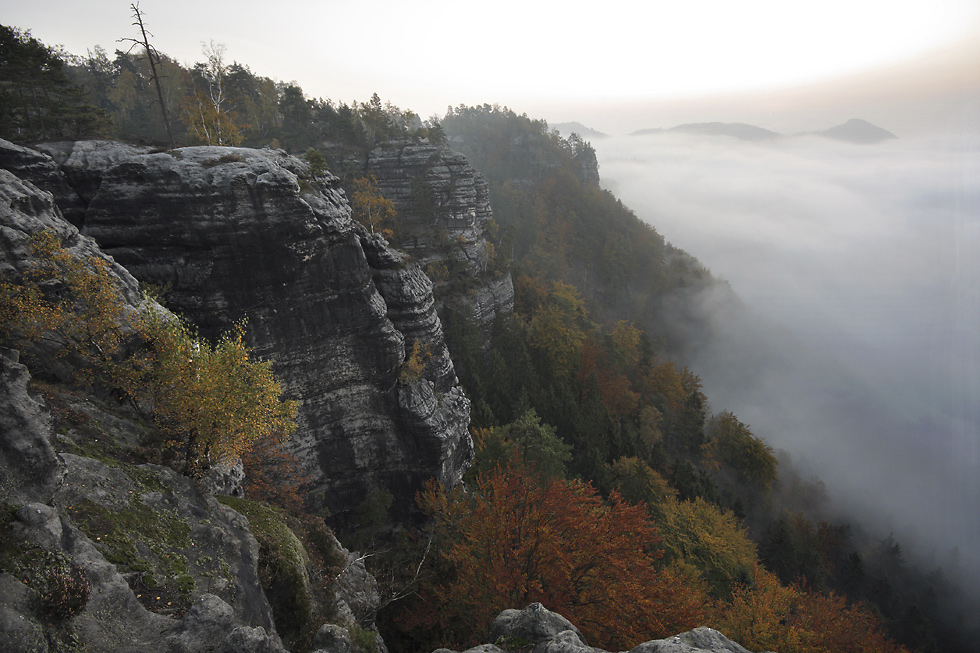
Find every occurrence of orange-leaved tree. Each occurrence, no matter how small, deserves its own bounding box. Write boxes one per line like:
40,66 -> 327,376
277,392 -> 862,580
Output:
0,230 -> 135,381
404,460 -> 706,651
716,564 -> 911,653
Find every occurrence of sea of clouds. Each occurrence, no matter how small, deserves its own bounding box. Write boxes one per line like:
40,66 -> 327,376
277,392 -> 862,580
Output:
594,129 -> 980,583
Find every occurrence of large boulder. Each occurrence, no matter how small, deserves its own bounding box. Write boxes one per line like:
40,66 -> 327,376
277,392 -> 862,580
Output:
440,604 -> 761,653
491,603 -> 588,650
628,628 -> 753,653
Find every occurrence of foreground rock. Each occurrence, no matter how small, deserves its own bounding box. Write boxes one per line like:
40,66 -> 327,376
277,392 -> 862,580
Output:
435,603 -> 760,653
0,353 -> 285,652
0,351 -> 64,505
0,352 -> 388,652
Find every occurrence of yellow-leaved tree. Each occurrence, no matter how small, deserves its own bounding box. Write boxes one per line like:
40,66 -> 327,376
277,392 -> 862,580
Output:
0,230 -> 134,385
350,174 -> 397,238
1,230 -> 295,478
137,313 -> 296,477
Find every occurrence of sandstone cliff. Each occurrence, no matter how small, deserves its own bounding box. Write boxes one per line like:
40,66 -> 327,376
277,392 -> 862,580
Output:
364,142 -> 514,332
0,170 -> 386,652
0,138 -> 473,520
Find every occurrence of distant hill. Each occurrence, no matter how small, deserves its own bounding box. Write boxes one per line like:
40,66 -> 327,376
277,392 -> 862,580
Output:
629,127 -> 665,136
628,122 -> 780,140
814,118 -> 898,143
551,121 -> 609,139
670,122 -> 782,141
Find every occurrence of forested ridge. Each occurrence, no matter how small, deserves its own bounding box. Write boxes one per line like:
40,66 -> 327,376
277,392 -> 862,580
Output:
1,23 -> 975,653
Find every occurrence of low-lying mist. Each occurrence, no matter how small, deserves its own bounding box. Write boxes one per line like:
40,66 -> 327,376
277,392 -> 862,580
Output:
594,129 -> 980,591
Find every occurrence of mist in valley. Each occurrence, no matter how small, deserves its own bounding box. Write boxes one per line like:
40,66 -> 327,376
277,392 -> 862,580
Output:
593,127 -> 980,597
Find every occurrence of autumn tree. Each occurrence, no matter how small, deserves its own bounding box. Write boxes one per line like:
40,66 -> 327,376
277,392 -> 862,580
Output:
181,41 -> 242,146
239,428 -> 308,512
1,230 -> 295,479
705,412 -> 778,490
400,460 -> 706,651
398,339 -> 431,384
717,565 -> 911,653
655,496 -> 759,596
604,456 -> 676,516
137,313 -> 296,477
350,174 -> 397,238
526,280 -> 592,378
609,319 -> 642,369
0,230 -> 134,383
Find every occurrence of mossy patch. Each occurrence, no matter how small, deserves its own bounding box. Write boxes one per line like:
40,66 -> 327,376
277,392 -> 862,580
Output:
349,623 -> 381,653
202,153 -> 246,168
218,495 -> 321,647
65,490 -> 194,615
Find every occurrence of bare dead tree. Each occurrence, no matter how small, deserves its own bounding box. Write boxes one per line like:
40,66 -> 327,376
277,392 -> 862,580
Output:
118,3 -> 176,148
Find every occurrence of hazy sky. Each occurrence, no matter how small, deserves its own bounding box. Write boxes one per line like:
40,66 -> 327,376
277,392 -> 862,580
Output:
6,0 -> 980,131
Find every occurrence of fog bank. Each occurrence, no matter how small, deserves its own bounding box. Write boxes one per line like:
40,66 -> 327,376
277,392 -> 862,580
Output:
594,130 -> 980,583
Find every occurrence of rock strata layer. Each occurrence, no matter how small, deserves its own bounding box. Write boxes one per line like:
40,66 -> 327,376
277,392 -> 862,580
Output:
365,142 -> 514,332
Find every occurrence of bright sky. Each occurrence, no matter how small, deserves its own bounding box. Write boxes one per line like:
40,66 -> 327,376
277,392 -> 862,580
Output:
6,0 -> 980,129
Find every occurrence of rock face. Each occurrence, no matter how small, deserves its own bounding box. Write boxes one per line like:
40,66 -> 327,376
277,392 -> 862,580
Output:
437,603 -> 760,653
364,142 -> 514,332
0,139 -> 87,227
0,351 -> 64,505
0,164 -> 149,383
0,351 -> 290,651
7,140 -> 474,518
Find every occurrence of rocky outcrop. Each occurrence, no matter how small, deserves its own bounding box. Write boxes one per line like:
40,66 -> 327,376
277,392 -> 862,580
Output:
0,350 -> 289,652
436,603 -> 761,653
51,454 -> 283,648
0,140 -> 466,642
0,165 -> 149,382
0,351 -> 64,505
0,348 -> 391,652
29,142 -> 475,518
0,139 -> 87,227
364,142 -> 514,332
34,140 -> 151,201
